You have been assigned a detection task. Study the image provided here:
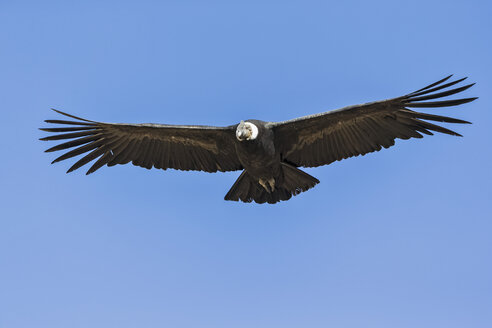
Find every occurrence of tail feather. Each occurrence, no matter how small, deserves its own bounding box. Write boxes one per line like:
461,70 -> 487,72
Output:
224,163 -> 319,204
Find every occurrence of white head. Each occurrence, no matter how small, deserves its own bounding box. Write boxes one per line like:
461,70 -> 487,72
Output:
236,120 -> 259,141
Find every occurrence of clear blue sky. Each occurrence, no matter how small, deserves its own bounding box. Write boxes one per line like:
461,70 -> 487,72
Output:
1,1 -> 491,327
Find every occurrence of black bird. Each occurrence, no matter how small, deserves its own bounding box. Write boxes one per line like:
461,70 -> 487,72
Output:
41,76 -> 476,204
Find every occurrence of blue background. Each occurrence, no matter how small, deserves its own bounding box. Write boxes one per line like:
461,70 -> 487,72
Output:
1,1 -> 491,327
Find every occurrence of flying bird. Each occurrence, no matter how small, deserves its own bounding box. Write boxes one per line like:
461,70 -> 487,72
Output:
41,75 -> 476,204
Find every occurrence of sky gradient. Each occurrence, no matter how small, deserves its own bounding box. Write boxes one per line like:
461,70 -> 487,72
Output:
1,1 -> 491,327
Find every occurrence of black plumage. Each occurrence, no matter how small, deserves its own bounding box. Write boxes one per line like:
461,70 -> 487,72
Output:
41,76 -> 476,204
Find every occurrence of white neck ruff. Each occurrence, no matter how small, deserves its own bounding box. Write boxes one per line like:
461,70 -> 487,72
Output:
244,122 -> 258,140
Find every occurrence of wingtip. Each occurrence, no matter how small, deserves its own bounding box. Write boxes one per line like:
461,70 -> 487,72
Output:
50,108 -> 64,115
442,74 -> 454,83
48,108 -> 95,123
441,74 -> 454,82
465,97 -> 479,104
50,108 -> 65,115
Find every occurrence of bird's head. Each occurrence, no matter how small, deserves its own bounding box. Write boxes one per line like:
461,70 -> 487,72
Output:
236,120 -> 258,141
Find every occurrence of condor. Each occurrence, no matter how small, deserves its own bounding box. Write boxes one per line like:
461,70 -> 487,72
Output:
41,76 -> 476,204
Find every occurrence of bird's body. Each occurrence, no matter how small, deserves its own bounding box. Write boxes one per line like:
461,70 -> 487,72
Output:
234,120 -> 278,183
228,119 -> 319,203
41,76 -> 477,203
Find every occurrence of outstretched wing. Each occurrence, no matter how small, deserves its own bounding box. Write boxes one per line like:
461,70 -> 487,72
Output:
40,109 -> 242,174
271,76 -> 477,168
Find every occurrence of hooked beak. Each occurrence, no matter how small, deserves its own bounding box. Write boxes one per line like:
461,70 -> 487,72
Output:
237,130 -> 246,139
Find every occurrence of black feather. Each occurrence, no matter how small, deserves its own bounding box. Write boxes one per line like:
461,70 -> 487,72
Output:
406,97 -> 477,108
39,130 -> 97,141
409,75 -> 453,94
407,77 -> 467,97
51,139 -> 105,164
45,134 -> 102,153
407,83 -> 475,102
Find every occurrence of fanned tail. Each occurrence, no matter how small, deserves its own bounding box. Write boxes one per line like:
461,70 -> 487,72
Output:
224,163 -> 319,204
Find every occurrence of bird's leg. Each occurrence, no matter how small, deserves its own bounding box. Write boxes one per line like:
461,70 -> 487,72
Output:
259,178 -> 269,192
259,178 -> 275,193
